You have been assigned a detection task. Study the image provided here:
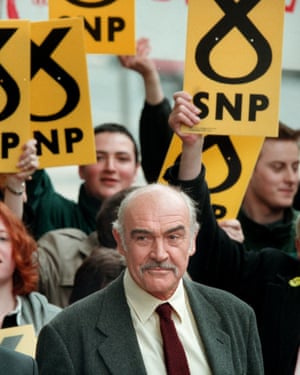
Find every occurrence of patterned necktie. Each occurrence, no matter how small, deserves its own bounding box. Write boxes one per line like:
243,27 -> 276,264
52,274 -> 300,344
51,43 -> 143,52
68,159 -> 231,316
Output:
156,303 -> 190,375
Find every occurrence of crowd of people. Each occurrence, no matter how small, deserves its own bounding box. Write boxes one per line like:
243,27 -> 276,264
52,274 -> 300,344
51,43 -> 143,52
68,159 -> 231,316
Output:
0,38 -> 299,375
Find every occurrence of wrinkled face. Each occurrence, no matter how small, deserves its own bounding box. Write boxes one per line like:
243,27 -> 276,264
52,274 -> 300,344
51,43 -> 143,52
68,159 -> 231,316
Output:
113,190 -> 196,300
246,139 -> 299,210
0,218 -> 14,286
79,132 -> 139,200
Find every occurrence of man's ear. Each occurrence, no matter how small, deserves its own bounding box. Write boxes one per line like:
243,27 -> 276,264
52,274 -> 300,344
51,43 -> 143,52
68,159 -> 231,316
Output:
189,243 -> 196,256
188,232 -> 198,256
112,228 -> 126,256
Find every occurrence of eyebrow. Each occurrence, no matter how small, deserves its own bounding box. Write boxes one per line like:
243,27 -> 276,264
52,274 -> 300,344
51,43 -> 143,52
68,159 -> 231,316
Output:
130,229 -> 152,238
130,225 -> 186,238
96,151 -> 132,156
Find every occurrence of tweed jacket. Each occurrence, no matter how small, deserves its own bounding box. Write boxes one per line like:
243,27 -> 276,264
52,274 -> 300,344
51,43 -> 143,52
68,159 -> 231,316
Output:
0,346 -> 38,374
36,274 -> 263,375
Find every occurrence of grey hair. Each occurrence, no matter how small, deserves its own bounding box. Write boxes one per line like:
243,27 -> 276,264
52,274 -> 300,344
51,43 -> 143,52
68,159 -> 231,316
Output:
112,183 -> 200,247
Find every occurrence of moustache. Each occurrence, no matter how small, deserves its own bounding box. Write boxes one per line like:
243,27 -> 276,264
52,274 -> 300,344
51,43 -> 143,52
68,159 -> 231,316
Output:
140,262 -> 177,273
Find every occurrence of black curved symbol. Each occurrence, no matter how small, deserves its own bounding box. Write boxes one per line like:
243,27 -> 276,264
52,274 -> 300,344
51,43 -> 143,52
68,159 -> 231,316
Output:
195,0 -> 272,84
0,66 -> 20,120
66,0 -> 116,7
203,135 -> 242,193
0,28 -> 20,121
31,28 -> 80,122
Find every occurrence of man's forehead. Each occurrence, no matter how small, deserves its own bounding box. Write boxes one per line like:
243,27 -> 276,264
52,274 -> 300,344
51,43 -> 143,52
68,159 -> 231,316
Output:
125,197 -> 189,226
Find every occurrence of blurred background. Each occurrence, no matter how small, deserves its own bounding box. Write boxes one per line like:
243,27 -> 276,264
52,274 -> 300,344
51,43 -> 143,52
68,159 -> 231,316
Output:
1,0 -> 299,199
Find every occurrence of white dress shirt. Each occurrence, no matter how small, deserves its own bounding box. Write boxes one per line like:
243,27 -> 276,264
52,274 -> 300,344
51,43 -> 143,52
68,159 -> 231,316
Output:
123,269 -> 212,375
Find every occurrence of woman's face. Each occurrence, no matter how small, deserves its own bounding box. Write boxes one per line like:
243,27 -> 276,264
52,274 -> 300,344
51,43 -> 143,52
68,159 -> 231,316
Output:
0,217 -> 14,285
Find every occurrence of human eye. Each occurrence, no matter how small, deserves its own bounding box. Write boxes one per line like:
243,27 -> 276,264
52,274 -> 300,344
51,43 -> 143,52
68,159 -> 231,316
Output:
96,154 -> 105,162
132,233 -> 152,246
0,233 -> 10,242
117,154 -> 132,163
270,162 -> 284,172
292,162 -> 300,173
166,232 -> 184,246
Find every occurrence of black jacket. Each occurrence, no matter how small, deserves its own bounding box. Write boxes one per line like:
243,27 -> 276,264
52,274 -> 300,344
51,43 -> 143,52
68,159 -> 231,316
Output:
165,165 -> 300,375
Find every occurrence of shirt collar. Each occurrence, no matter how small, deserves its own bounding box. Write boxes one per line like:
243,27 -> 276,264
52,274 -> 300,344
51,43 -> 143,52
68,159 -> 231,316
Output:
123,269 -> 186,324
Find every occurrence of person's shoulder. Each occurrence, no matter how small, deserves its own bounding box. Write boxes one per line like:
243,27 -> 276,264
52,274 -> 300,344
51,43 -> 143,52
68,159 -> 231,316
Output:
38,228 -> 88,243
38,228 -> 88,253
0,347 -> 37,373
43,286 -> 107,333
23,291 -> 62,314
186,278 -> 253,314
47,275 -> 124,327
258,247 -> 299,267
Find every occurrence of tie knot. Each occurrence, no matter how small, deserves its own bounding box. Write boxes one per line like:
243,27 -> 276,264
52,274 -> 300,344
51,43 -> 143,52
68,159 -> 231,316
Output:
156,303 -> 172,320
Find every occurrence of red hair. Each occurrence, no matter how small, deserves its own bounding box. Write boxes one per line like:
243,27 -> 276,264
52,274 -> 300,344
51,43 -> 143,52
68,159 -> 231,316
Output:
0,202 -> 38,295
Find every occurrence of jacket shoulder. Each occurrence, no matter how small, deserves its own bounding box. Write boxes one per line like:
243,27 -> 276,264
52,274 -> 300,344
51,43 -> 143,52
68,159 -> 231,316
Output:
186,278 -> 254,315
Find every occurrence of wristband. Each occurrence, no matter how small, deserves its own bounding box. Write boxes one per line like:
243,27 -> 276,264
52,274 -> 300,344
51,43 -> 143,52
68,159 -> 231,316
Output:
5,183 -> 25,196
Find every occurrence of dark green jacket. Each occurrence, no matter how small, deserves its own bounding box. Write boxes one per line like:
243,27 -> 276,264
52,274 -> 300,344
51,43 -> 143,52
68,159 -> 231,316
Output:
26,170 -> 102,239
238,207 -> 299,256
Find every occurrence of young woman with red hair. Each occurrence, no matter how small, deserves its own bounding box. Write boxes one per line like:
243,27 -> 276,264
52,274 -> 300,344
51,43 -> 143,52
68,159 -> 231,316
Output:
0,201 -> 61,335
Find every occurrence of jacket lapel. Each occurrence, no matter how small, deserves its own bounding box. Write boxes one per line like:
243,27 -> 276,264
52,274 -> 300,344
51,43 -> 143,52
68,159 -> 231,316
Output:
184,279 -> 234,375
95,276 -> 147,375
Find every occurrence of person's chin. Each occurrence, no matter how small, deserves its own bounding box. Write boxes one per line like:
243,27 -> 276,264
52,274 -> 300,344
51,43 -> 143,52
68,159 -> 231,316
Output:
99,186 -> 120,198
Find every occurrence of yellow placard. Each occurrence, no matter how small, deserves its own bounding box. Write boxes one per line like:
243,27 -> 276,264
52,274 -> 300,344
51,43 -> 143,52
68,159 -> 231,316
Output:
0,325 -> 36,357
49,0 -> 135,54
30,18 -> 96,168
183,0 -> 285,136
0,20 -> 31,172
159,134 -> 264,220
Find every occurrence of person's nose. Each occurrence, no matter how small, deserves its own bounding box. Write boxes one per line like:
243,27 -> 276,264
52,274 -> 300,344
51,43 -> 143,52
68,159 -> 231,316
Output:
150,238 -> 168,262
285,166 -> 298,184
105,156 -> 116,171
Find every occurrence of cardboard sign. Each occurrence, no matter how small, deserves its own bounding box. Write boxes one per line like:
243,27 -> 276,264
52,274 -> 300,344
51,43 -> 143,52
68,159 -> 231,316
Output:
135,0 -> 299,71
159,134 -> 264,220
0,325 -> 36,357
182,0 -> 285,137
30,18 -> 96,168
49,0 -> 135,54
0,20 -> 31,172
158,0 -> 286,220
